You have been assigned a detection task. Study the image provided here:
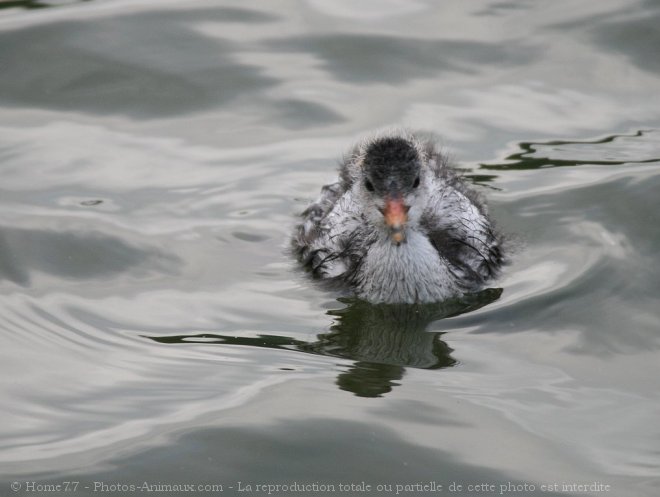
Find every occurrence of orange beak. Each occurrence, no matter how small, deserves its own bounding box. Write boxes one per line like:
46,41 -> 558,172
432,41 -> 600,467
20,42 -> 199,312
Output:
383,197 -> 409,245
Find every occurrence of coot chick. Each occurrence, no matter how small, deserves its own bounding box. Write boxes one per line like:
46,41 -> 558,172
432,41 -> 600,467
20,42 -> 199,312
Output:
292,130 -> 503,304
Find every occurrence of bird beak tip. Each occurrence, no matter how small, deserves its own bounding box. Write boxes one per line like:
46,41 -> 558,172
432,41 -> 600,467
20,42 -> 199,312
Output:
391,231 -> 405,245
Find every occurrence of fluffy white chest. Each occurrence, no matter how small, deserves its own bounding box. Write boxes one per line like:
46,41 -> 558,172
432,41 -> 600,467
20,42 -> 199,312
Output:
356,230 -> 459,304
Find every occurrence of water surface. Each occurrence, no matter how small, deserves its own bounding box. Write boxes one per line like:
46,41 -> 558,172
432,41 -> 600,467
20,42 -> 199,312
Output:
1,1 -> 660,496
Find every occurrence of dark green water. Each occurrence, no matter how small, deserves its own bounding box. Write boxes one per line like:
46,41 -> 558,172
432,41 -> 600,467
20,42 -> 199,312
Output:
1,1 -> 659,496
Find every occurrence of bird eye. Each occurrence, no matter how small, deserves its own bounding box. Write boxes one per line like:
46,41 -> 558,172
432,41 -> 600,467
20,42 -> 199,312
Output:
364,180 -> 375,192
413,176 -> 420,188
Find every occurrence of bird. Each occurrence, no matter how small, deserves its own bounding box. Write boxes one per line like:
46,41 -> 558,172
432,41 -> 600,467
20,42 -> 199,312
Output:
292,129 -> 503,304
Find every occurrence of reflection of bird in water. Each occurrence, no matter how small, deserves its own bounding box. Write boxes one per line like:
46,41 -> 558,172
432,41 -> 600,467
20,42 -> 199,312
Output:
292,129 -> 504,304
312,289 -> 501,397
316,299 -> 457,398
146,288 -> 501,398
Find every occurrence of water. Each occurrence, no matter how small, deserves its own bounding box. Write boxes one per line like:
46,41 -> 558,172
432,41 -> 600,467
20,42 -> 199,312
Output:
1,1 -> 660,496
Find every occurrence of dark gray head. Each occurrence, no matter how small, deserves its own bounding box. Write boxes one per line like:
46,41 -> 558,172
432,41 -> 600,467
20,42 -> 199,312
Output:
362,137 -> 422,197
360,136 -> 425,245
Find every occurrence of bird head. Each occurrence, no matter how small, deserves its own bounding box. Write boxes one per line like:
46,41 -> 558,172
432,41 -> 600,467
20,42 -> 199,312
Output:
358,135 -> 426,245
